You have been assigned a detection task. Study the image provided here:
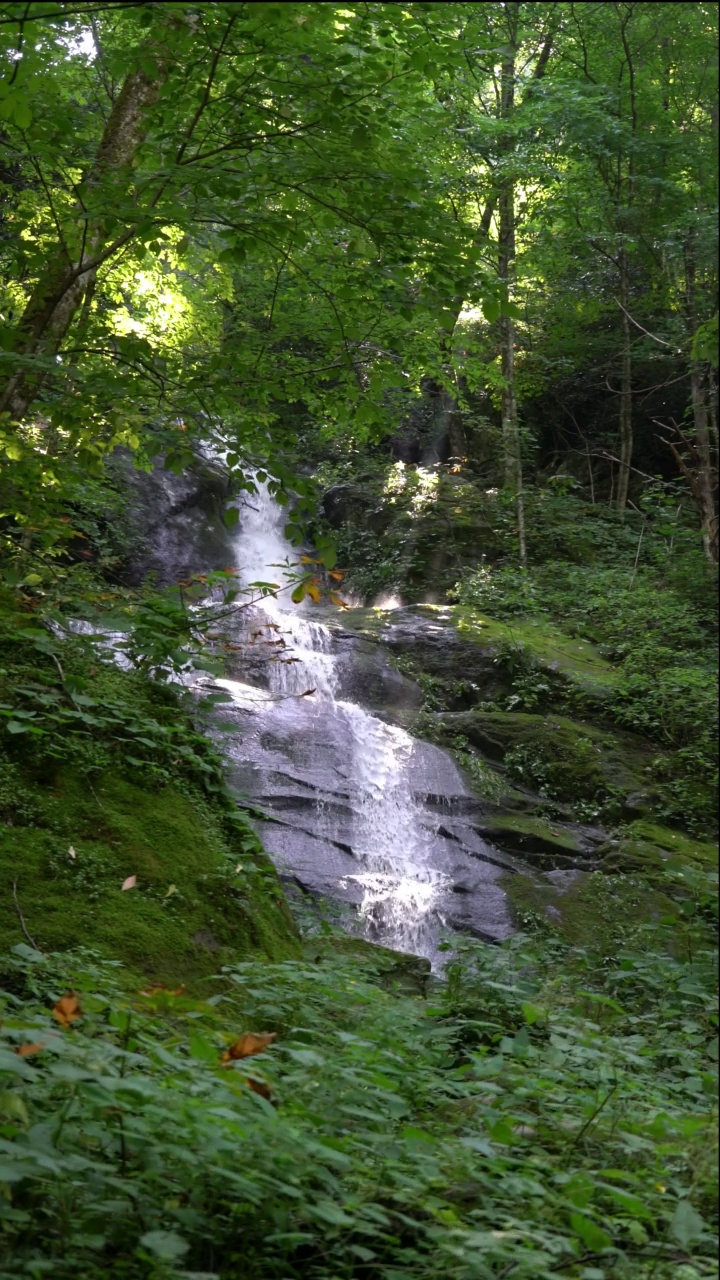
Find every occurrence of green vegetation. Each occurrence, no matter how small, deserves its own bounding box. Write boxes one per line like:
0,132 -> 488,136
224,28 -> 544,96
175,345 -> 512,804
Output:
0,885 -> 716,1280
0,3 -> 717,1278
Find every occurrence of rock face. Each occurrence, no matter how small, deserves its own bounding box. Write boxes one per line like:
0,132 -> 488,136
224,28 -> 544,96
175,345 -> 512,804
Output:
119,470 -> 618,961
115,452 -> 236,587
218,677 -> 520,950
214,610 -> 608,960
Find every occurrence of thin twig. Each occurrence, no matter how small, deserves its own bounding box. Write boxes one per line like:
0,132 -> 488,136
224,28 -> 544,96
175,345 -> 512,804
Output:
565,1083 -> 618,1155
613,297 -> 674,348
49,651 -> 65,682
11,880 -> 39,950
84,775 -> 106,811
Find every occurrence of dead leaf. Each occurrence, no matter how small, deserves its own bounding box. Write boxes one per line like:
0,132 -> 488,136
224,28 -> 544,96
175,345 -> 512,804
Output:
68,845 -> 77,860
121,875 -> 137,891
298,688 -> 316,698
16,1042 -> 45,1057
53,992 -> 81,1028
245,1076 -> 273,1100
164,884 -> 178,898
306,583 -> 322,604
220,1031 -> 276,1064
328,570 -> 345,581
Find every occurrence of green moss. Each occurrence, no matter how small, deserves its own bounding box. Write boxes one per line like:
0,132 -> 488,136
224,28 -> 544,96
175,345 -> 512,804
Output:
0,768 -> 300,986
504,868 -> 676,952
479,812 -> 585,860
431,709 -> 652,813
308,932 -> 431,994
599,821 -> 718,874
454,607 -> 619,696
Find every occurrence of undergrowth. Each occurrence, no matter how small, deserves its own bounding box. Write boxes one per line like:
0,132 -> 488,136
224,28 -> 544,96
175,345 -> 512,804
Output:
453,548 -> 718,834
0,874 -> 716,1280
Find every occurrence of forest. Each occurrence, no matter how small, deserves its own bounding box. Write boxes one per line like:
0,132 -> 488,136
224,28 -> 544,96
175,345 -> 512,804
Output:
0,2 -> 717,1278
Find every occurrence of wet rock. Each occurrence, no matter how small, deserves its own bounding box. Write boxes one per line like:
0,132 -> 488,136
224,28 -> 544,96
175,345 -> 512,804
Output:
115,451 -> 235,586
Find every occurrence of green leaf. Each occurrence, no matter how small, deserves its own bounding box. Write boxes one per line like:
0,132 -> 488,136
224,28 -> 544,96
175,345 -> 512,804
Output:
139,1230 -> 190,1261
317,544 -> 337,570
482,298 -> 501,323
521,1002 -> 544,1024
669,1199 -> 705,1248
223,506 -> 240,528
291,583 -> 307,603
570,1213 -> 612,1251
189,1034 -> 218,1063
0,1091 -> 29,1126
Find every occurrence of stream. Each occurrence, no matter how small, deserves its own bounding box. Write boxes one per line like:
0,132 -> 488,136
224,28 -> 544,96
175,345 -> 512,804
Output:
207,480 -> 517,965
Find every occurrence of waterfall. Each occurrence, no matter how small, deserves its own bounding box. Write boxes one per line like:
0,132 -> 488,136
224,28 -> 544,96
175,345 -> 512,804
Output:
226,478 -> 449,959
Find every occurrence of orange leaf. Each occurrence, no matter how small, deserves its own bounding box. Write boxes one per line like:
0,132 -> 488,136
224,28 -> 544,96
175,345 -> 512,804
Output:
328,570 -> 345,581
16,1042 -> 45,1057
245,1077 -> 273,1100
329,592 -> 349,608
306,583 -> 322,604
53,992 -> 81,1028
220,1031 -> 276,1064
121,875 -> 137,891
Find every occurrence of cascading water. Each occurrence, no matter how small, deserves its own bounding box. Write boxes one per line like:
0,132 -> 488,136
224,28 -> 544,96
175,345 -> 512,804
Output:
223,479 -> 450,959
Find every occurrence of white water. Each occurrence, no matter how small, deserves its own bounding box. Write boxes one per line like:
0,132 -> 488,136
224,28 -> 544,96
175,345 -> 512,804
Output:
225,479 -> 448,958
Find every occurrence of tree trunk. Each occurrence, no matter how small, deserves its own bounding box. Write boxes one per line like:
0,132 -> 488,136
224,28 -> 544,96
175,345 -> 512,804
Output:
498,5 -> 527,568
0,55 -> 170,424
683,235 -> 719,561
689,366 -> 718,562
615,247 -> 633,514
416,9 -> 556,469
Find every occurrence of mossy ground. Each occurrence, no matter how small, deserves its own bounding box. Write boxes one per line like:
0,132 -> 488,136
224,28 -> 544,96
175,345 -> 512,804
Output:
0,765 -> 299,988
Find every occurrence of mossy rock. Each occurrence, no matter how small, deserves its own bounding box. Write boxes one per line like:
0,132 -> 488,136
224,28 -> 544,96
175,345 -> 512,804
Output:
432,709 -> 653,813
308,932 -> 431,994
598,821 -> 718,875
0,768 -> 300,987
504,868 -> 677,952
335,604 -> 618,709
453,607 -> 619,698
473,811 -> 596,866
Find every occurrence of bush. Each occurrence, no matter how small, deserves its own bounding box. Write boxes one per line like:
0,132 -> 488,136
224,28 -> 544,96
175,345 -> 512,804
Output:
0,894 -> 716,1280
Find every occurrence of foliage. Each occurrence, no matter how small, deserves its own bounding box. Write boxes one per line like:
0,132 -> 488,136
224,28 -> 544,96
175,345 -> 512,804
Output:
452,491 -> 717,831
0,880 -> 715,1280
